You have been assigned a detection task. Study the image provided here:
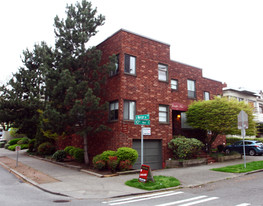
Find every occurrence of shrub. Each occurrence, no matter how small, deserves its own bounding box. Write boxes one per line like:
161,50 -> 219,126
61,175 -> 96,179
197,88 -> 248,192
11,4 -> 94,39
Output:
119,160 -> 132,171
64,146 -> 75,155
8,144 -> 17,151
92,154 -> 102,165
93,160 -> 106,170
116,147 -> 138,165
17,137 -> 30,145
20,144 -> 29,150
38,142 -> 56,156
168,136 -> 204,160
28,139 -> 36,152
4,144 -> 10,149
107,156 -> 119,173
69,147 -> 77,156
73,148 -> 84,163
8,138 -> 22,146
100,150 -> 117,161
52,150 -> 67,162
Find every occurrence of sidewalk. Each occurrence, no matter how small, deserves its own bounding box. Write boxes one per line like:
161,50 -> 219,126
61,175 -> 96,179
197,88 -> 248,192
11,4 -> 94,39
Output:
0,148 -> 262,199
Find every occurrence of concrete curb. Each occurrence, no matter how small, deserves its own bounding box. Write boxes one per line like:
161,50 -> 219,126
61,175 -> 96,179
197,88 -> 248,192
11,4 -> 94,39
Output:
0,161 -> 69,197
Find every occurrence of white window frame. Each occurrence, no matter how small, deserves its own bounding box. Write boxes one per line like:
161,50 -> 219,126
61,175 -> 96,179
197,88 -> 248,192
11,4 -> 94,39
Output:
158,64 -> 168,82
159,105 -> 169,123
204,91 -> 210,100
123,100 -> 136,120
171,79 -> 178,90
109,101 -> 119,121
124,54 -> 136,75
187,80 -> 196,98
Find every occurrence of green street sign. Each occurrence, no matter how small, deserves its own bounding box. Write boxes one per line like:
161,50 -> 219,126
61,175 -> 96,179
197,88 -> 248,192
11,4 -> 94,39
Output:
134,120 -> 150,125
135,114 -> 150,120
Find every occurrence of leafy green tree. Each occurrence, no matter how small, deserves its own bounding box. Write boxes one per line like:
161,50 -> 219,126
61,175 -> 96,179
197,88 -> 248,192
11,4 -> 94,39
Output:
186,97 -> 256,152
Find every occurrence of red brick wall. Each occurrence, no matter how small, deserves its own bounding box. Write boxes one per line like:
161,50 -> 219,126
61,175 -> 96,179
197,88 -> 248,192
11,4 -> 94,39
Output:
63,29 -> 225,166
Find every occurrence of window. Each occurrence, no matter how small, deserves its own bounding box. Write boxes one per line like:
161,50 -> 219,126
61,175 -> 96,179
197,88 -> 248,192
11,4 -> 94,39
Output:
124,100 -> 135,120
171,79 -> 178,90
158,64 -> 168,81
110,54 -> 119,76
159,105 -> 169,123
109,101 -> 119,121
187,80 -> 196,98
124,54 -> 136,75
204,91 -> 210,100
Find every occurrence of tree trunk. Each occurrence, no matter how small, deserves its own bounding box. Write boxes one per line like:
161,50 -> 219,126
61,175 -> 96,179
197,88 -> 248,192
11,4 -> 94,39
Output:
83,132 -> 89,165
207,132 -> 219,154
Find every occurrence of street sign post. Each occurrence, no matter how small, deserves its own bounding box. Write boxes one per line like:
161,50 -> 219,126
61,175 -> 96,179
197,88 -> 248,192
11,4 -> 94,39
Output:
135,114 -> 150,120
238,110 -> 249,168
135,114 -> 150,166
134,120 -> 150,125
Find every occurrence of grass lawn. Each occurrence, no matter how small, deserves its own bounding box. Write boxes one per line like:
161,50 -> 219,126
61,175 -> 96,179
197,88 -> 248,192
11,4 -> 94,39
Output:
211,161 -> 263,173
125,175 -> 180,191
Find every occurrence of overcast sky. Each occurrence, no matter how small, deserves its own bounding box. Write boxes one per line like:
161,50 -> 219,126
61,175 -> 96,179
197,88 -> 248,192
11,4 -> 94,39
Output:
1,0 -> 262,91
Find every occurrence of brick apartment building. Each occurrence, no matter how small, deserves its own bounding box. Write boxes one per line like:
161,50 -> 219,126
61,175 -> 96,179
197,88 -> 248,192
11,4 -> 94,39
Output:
62,29 -> 225,169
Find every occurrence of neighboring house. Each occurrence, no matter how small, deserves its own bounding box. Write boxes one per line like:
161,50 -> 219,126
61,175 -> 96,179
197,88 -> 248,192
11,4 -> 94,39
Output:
223,87 -> 263,134
62,29 -> 225,169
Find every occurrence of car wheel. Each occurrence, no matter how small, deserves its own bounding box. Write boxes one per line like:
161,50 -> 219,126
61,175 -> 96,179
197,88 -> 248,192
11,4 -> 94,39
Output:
225,149 -> 231,154
249,149 -> 256,156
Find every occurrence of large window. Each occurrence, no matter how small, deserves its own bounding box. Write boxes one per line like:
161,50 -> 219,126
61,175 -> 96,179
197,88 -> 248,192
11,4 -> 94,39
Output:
124,100 -> 136,120
110,54 -> 119,76
159,105 -> 169,123
158,64 -> 168,82
109,101 -> 119,121
204,91 -> 210,100
187,80 -> 196,98
124,54 -> 136,75
171,79 -> 178,90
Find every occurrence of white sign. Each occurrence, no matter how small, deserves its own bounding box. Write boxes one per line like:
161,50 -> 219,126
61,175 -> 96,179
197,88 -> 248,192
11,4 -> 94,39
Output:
142,127 -> 151,135
238,110 -> 248,129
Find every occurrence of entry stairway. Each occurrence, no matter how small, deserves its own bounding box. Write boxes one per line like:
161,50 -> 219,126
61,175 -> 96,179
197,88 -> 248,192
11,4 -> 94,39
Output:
197,151 -> 217,164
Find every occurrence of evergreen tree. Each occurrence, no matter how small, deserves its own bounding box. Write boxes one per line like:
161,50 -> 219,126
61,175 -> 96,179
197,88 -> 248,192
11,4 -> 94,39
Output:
44,0 -> 115,164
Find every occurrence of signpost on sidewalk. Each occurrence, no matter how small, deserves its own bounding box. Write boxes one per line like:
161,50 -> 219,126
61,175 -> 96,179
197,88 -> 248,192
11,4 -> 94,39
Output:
15,146 -> 21,167
135,114 -> 150,166
238,110 -> 248,168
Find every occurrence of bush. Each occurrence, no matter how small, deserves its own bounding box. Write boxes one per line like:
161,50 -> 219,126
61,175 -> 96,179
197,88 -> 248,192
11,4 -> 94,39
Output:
8,138 -> 22,146
116,147 -> 138,165
69,147 -> 77,156
8,144 -> 17,151
168,136 -> 204,160
107,156 -> 119,173
93,160 -> 106,170
73,148 -> 84,163
4,144 -> 10,149
64,146 -> 75,155
119,160 -> 132,171
7,144 -> 28,151
52,150 -> 67,162
28,139 -> 36,152
100,150 -> 117,161
38,142 -> 56,156
92,154 -> 102,164
17,137 -> 30,145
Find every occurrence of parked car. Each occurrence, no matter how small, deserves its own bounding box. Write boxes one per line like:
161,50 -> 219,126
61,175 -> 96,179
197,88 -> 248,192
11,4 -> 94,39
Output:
224,140 -> 263,156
